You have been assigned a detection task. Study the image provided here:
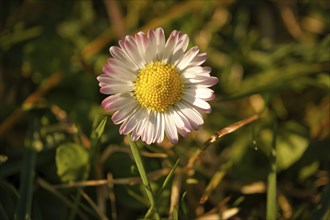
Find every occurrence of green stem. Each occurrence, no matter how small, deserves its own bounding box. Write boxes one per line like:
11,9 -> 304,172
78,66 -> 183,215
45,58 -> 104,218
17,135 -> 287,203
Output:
267,122 -> 277,220
128,135 -> 160,220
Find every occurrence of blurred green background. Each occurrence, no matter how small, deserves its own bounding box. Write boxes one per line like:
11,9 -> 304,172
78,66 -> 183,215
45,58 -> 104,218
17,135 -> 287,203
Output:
0,0 -> 329,219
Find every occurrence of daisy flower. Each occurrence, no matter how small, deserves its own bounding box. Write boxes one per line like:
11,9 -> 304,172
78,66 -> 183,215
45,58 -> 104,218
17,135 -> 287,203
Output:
97,27 -> 218,145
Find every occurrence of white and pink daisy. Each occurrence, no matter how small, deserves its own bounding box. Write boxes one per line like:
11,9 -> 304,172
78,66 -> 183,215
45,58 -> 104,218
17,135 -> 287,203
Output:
97,27 -> 218,145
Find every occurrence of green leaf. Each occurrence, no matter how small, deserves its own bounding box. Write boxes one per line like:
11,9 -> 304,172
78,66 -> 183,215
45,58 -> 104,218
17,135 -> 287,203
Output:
0,181 -> 19,220
260,121 -> 309,171
224,63 -> 323,100
90,116 -> 107,147
0,155 -> 8,165
156,158 -> 180,199
276,123 -> 309,171
298,161 -> 319,181
56,143 -> 90,183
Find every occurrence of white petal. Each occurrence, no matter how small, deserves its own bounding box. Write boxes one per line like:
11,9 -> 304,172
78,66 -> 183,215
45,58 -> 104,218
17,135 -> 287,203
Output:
177,127 -> 188,137
119,107 -> 144,134
184,76 -> 219,87
173,106 -> 195,131
181,66 -> 207,78
125,36 -> 146,68
103,59 -> 137,80
100,84 -> 134,95
135,32 -> 150,63
101,93 -> 134,111
188,53 -> 207,66
150,111 -> 159,144
147,29 -> 158,61
156,112 -> 165,143
183,87 -> 215,100
154,27 -> 165,60
111,99 -> 139,124
176,46 -> 200,70
132,110 -> 149,141
162,30 -> 180,62
118,38 -> 140,70
182,95 -> 211,113
109,46 -> 129,62
176,102 -> 204,128
168,107 -> 185,129
177,34 -> 189,53
123,36 -> 145,68
109,46 -> 137,69
164,113 -> 178,144
168,108 -> 191,138
97,74 -> 134,86
170,34 -> 189,63
141,118 -> 150,144
141,111 -> 157,145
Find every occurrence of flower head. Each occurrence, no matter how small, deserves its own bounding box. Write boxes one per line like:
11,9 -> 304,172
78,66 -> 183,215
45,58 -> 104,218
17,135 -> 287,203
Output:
97,28 -> 218,144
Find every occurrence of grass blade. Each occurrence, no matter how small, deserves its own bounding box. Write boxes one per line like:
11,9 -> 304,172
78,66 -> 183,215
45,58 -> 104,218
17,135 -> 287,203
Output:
14,117 -> 41,220
15,127 -> 37,220
157,158 -> 180,199
127,135 -> 160,220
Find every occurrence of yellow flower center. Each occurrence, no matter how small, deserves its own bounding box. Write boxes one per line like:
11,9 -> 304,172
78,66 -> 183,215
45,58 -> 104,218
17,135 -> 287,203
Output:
134,61 -> 183,112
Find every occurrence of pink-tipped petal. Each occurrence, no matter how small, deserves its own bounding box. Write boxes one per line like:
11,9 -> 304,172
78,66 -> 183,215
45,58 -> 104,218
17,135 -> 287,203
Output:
176,46 -> 200,70
135,32 -> 150,63
183,87 -> 215,100
111,100 -> 139,124
164,113 -> 178,144
170,34 -> 189,63
177,102 -> 204,127
156,112 -> 165,143
119,107 -> 144,134
147,29 -> 158,61
101,93 -> 134,112
162,30 -> 180,62
182,96 -> 212,113
189,53 -> 208,66
154,27 -> 165,59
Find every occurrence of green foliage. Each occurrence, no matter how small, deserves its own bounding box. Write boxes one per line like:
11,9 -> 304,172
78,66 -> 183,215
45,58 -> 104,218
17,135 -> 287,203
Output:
275,122 -> 309,171
56,143 -> 90,183
0,180 -> 19,220
0,0 -> 329,219
15,148 -> 36,220
310,185 -> 330,220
